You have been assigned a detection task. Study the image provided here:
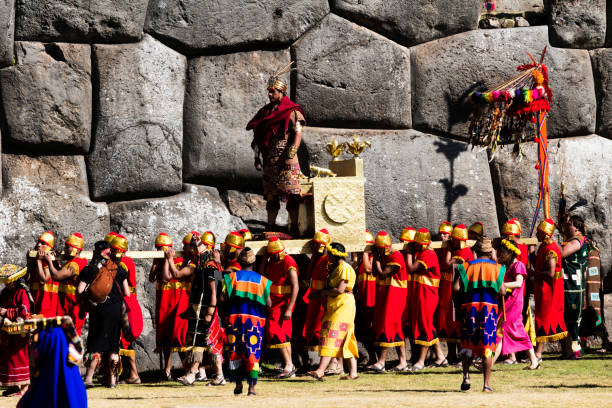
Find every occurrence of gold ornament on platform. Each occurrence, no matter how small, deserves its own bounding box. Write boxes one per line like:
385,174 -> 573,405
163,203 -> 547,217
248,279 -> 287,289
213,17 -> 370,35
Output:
309,165 -> 336,178
326,137 -> 345,161
344,135 -> 371,158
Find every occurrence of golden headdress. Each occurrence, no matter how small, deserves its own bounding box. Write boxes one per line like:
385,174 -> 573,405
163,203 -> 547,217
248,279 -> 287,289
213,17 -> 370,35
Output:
267,61 -> 296,94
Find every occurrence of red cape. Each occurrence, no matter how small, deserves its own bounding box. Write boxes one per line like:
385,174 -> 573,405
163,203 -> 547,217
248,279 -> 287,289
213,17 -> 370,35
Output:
246,96 -> 304,151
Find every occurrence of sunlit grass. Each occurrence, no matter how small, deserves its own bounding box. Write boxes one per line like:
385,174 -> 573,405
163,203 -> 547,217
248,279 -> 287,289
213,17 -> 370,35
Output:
1,352 -> 611,407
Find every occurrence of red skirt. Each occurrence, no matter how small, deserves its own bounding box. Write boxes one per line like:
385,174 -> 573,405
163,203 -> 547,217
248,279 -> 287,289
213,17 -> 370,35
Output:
412,282 -> 440,346
59,292 -> 86,336
436,273 -> 459,343
155,283 -> 190,351
0,332 -> 29,386
373,285 -> 406,347
31,284 -> 59,318
265,295 -> 293,348
303,295 -> 325,350
534,275 -> 567,343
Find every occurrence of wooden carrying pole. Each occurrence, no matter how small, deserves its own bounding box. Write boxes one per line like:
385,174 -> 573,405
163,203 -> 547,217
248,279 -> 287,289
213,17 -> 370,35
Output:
29,237 -> 538,260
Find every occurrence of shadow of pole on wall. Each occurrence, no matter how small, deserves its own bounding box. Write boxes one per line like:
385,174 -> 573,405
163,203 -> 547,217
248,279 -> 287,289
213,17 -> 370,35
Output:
434,138 -> 469,222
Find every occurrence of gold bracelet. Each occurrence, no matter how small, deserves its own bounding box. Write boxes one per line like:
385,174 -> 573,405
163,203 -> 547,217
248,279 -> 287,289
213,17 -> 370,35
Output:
288,145 -> 298,159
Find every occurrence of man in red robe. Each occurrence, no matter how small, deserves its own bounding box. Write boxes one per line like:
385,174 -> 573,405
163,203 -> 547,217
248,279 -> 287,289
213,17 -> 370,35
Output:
46,233 -> 88,335
246,68 -> 305,235
406,228 -> 447,370
355,230 -> 377,365
441,224 -> 474,363
260,237 -> 299,378
533,219 -> 567,359
149,232 -> 190,380
221,232 -> 244,272
303,229 -> 331,353
434,222 -> 454,344
111,234 -> 142,384
367,231 -> 408,372
0,266 -> 31,396
29,231 -> 59,317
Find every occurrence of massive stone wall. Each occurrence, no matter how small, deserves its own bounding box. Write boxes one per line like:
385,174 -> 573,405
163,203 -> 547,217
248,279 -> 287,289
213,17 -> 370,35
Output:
0,1 -> 609,370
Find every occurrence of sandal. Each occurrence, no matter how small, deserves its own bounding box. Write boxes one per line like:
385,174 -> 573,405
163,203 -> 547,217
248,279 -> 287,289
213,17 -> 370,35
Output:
523,363 -> 540,370
125,377 -> 141,384
276,367 -> 296,379
366,364 -> 386,373
340,375 -> 359,380
428,358 -> 449,368
461,377 -> 471,391
208,375 -> 226,386
390,364 -> 410,372
483,385 -> 494,392
177,375 -> 196,386
195,371 -> 207,382
247,391 -> 257,396
84,381 -> 95,389
306,371 -> 325,381
503,359 -> 517,365
408,364 -> 424,372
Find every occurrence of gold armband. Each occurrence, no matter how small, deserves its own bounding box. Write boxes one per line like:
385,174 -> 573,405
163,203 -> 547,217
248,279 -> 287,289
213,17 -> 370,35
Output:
295,120 -> 303,134
288,145 -> 298,159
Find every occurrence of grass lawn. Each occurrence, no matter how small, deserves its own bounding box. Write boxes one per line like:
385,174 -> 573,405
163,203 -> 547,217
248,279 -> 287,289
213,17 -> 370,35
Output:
1,353 -> 611,407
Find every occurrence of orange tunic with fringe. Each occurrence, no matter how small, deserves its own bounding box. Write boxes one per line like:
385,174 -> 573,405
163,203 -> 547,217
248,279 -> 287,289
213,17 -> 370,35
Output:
412,249 -> 441,346
57,257 -> 88,335
373,251 -> 407,347
154,257 -> 192,352
264,255 -> 298,348
533,241 -> 567,343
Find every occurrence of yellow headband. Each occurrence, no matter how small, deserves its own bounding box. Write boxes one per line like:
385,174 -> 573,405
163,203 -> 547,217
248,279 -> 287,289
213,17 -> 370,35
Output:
501,239 -> 521,256
326,244 -> 347,258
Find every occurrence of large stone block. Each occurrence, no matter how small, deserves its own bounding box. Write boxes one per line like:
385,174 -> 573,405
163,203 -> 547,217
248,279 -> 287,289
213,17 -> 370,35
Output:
224,190 -> 289,230
0,154 -> 109,264
108,183 -> 245,371
145,0 -> 329,54
15,0 -> 149,42
549,0 -> 606,49
0,0 -> 14,68
0,42 -> 91,153
293,14 -> 411,128
591,49 -> 612,139
489,135 -> 612,275
88,35 -> 185,201
494,0 -> 544,13
411,27 -> 596,140
332,0 -> 480,47
303,128 -> 500,239
183,50 -> 290,188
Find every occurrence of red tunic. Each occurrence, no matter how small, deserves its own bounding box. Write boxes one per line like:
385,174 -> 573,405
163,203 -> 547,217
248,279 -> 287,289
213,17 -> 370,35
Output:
226,259 -> 241,272
29,259 -> 59,318
154,257 -> 191,352
356,254 -> 376,336
264,255 -> 298,348
119,256 -> 140,353
0,286 -> 30,386
533,241 -> 567,342
302,254 -> 328,350
516,243 -> 529,267
438,247 -> 473,343
58,257 -> 88,335
412,249 -> 441,346
373,251 -> 407,347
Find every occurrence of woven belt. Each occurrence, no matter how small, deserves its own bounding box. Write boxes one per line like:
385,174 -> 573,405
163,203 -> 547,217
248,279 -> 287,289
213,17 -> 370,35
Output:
30,282 -> 59,293
270,284 -> 292,295
58,283 -> 77,295
156,281 -> 192,291
413,275 -> 440,288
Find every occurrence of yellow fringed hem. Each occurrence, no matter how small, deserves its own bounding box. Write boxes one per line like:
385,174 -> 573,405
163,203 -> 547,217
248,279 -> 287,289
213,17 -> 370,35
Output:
439,338 -> 460,344
374,341 -> 405,348
536,331 -> 568,343
414,338 -> 440,347
154,346 -> 188,353
119,349 -> 135,357
265,342 -> 291,349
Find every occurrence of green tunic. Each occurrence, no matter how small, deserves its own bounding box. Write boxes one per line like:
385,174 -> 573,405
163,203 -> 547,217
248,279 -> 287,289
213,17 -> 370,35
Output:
562,237 -> 588,341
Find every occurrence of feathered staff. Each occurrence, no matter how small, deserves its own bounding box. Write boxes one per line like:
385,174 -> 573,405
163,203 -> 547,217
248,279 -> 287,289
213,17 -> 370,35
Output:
467,48 -> 553,235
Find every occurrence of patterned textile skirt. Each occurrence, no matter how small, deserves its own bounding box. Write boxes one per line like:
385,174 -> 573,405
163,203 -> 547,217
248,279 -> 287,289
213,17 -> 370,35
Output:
185,310 -> 224,357
225,301 -> 266,386
460,302 -> 499,358
319,293 -> 358,359
262,138 -> 301,199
